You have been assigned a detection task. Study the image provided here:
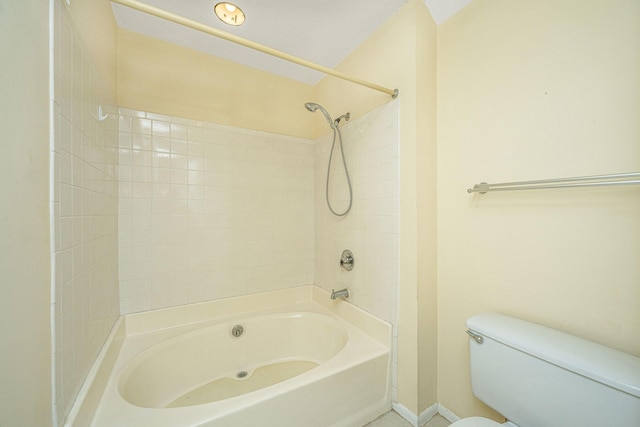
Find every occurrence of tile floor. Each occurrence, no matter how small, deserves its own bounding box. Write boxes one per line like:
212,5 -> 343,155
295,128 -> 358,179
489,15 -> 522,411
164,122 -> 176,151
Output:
364,411 -> 451,427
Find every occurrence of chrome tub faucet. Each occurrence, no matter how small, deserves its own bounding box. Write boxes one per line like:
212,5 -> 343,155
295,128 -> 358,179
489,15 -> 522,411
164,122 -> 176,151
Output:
331,288 -> 349,300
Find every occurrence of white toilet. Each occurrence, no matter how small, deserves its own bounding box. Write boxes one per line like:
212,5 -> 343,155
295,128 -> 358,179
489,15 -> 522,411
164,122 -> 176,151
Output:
450,313 -> 640,427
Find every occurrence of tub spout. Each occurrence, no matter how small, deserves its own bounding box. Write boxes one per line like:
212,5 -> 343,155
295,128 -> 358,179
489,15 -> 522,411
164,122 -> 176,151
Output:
331,288 -> 349,300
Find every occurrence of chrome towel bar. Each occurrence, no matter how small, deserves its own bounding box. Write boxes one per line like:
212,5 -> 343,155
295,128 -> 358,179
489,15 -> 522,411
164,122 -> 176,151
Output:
467,172 -> 640,194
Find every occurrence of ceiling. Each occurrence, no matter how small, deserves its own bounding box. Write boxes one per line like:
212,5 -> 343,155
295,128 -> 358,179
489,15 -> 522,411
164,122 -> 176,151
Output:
111,0 -> 473,85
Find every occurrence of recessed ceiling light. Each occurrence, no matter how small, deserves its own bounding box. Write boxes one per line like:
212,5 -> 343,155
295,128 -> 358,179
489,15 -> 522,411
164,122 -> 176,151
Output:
214,2 -> 245,26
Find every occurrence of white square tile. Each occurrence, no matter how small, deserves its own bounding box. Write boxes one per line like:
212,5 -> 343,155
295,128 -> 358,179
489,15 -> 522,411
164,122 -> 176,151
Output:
152,120 -> 170,137
132,118 -> 152,135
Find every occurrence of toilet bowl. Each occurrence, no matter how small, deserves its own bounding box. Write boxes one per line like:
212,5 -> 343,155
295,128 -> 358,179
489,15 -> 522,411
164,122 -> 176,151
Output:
450,417 -> 521,427
449,416 -> 505,427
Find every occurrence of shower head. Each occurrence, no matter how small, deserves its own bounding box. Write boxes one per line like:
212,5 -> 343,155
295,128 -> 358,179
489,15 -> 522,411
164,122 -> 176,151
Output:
304,102 -> 335,129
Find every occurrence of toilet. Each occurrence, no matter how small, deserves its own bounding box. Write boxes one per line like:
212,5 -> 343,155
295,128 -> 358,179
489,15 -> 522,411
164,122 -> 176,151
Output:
450,313 -> 640,427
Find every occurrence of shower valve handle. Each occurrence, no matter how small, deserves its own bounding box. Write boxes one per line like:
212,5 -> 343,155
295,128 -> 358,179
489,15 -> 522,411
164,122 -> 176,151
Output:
340,250 -> 354,271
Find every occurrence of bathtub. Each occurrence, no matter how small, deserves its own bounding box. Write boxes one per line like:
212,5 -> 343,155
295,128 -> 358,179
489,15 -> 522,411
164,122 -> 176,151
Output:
66,286 -> 391,427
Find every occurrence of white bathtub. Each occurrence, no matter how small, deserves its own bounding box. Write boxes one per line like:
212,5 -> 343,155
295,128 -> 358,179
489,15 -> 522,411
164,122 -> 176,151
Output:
66,286 -> 391,427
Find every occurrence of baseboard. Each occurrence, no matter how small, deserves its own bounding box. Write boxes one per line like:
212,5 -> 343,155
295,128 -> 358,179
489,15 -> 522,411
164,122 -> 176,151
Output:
392,402 -> 437,427
437,403 -> 461,423
392,401 -> 460,426
418,403 -> 439,425
391,402 -> 416,426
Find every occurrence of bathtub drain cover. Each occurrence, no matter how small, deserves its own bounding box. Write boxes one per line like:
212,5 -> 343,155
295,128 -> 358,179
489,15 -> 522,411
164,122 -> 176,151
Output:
231,325 -> 244,337
236,371 -> 248,379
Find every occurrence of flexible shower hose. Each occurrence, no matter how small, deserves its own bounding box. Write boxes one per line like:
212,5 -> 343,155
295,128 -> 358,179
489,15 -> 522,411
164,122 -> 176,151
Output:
326,124 -> 352,216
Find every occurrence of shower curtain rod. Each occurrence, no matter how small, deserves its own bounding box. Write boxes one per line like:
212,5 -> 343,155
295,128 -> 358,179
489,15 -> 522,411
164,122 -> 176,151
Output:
111,0 -> 399,99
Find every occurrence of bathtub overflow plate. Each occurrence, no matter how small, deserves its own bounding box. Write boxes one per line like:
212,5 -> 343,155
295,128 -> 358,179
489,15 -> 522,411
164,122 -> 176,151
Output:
231,325 -> 244,337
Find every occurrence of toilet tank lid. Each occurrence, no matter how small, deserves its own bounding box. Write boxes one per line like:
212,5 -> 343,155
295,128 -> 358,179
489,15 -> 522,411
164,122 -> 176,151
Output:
467,313 -> 640,398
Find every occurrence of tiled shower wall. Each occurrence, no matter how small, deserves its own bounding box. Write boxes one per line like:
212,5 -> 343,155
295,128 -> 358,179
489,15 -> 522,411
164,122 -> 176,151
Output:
314,101 -> 399,324
118,111 -> 315,314
117,103 -> 398,317
117,104 -> 398,317
52,0 -> 120,423
314,101 -> 400,398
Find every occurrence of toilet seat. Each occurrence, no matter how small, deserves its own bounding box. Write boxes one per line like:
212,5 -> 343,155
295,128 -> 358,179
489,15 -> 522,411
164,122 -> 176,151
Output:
449,416 -> 504,427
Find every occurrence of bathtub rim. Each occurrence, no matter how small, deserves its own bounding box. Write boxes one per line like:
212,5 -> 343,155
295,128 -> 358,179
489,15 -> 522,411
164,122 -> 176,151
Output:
121,285 -> 390,346
64,285 -> 392,426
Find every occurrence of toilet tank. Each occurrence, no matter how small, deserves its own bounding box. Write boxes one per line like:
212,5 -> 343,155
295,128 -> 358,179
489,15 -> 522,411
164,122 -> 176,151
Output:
466,313 -> 640,427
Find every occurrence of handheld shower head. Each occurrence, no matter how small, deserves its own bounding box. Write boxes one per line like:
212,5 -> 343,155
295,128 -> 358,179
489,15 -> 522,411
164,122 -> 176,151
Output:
305,102 -> 353,216
304,102 -> 335,129
304,102 -> 318,112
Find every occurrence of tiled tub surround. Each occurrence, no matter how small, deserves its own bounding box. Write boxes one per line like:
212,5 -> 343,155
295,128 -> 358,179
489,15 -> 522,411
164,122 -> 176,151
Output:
314,101 -> 399,324
314,101 -> 400,396
52,0 -> 120,423
118,110 -> 315,314
116,102 -> 401,403
66,286 -> 391,427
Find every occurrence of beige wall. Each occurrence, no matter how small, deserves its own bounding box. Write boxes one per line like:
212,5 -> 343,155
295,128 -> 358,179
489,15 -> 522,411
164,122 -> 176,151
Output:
118,30 -> 314,139
0,1 -> 53,426
316,0 -> 439,415
416,1 -> 439,414
437,0 -> 640,420
66,0 -> 118,103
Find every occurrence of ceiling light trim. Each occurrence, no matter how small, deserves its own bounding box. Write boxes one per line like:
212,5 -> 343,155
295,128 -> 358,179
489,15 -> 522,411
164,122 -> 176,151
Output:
214,2 -> 245,26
